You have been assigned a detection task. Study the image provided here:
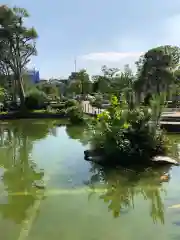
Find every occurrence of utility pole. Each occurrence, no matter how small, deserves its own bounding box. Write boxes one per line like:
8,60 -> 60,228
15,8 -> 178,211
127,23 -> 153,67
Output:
74,58 -> 77,73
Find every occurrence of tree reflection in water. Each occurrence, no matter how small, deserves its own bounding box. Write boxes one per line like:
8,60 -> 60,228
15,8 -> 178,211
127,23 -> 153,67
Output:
0,120 -> 56,224
86,164 -> 171,225
65,124 -> 89,145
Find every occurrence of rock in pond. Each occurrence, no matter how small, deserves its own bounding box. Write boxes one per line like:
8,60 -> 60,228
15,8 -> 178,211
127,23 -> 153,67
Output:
84,150 -> 180,166
84,150 -> 102,163
152,156 -> 179,166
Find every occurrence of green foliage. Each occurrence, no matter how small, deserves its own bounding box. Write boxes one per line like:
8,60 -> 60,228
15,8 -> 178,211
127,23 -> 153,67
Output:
64,99 -> 78,108
0,87 -> 5,102
0,111 -> 8,115
90,93 -> 103,108
135,45 -> 180,95
25,89 -> 48,110
37,82 -> 60,100
67,80 -> 82,95
149,93 -> 167,127
50,103 -> 65,110
37,98 -> 85,122
32,108 -> 66,115
0,6 -> 38,106
88,95 -> 169,166
68,69 -> 92,96
66,104 -> 84,124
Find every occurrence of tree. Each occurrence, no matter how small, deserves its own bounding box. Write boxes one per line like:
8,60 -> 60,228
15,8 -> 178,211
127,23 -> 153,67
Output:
68,69 -> 92,96
76,69 -> 91,95
135,45 -> 180,96
110,65 -> 135,100
92,65 -> 119,94
0,6 -> 38,107
67,79 -> 82,95
101,65 -> 119,78
92,75 -> 109,93
37,82 -> 60,100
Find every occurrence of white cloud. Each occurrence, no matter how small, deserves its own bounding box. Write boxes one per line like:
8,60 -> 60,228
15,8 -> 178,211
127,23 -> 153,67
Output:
76,13 -> 180,76
80,51 -> 143,62
76,52 -> 142,75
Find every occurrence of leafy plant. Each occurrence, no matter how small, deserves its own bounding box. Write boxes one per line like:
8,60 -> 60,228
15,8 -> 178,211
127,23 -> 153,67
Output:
90,93 -> 103,108
25,89 -> 48,110
66,104 -> 84,124
88,95 -> 169,166
64,99 -> 78,108
50,103 -> 65,110
0,87 -> 5,102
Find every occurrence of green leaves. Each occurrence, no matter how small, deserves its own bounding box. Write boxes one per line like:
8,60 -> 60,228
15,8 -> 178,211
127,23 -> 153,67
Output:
0,86 -> 5,102
88,92 -> 168,165
67,69 -> 92,96
0,5 -> 38,106
110,95 -> 118,106
135,45 -> 180,94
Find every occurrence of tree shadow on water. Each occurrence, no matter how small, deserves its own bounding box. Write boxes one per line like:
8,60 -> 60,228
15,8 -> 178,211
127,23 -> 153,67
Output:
0,120 -> 52,224
85,164 -> 171,225
65,124 -> 89,145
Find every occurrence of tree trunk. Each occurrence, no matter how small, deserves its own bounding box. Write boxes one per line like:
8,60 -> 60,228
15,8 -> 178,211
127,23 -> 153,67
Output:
16,73 -> 25,109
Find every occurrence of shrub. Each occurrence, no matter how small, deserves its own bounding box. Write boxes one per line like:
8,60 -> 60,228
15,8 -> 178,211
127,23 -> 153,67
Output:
66,105 -> 84,124
58,108 -> 67,116
88,94 -> 169,166
90,94 -> 103,108
61,96 -> 68,102
64,99 -> 78,108
50,103 -> 65,110
25,89 -> 48,110
0,87 -> 5,103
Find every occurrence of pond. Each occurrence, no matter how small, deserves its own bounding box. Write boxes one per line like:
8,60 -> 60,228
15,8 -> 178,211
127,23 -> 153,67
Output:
0,119 -> 180,240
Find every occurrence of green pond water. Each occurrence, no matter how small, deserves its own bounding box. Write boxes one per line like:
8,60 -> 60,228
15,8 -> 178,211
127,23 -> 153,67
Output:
0,120 -> 180,240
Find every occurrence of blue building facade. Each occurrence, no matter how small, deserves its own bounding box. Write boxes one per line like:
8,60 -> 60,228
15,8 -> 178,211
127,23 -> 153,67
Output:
27,69 -> 40,84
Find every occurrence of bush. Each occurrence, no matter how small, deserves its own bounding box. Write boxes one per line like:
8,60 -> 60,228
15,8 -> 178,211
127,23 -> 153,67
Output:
61,96 -> 68,102
25,89 -> 48,110
66,105 -> 84,124
88,94 -> 169,166
0,87 -> 5,103
90,94 -> 103,108
57,108 -> 67,116
50,103 -> 65,110
64,99 -> 78,108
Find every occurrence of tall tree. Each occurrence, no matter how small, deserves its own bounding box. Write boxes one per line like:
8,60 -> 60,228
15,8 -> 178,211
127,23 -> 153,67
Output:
101,65 -> 119,78
92,65 -> 120,94
111,64 -> 134,96
0,6 -> 38,106
135,45 -> 180,95
92,75 -> 109,93
68,69 -> 92,96
67,79 -> 82,95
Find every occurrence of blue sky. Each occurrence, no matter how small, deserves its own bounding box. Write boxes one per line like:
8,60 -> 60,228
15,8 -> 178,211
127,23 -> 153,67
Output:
2,0 -> 180,78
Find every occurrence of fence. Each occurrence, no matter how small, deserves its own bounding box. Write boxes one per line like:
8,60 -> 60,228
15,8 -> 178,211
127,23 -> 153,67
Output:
82,103 -> 180,117
82,103 -> 103,116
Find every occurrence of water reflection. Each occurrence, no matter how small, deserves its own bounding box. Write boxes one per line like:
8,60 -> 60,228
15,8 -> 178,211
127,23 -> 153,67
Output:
86,164 -> 171,225
0,120 -> 55,223
65,124 -> 89,145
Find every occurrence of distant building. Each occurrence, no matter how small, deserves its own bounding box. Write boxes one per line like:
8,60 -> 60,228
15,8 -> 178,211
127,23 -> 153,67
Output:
26,69 -> 40,84
69,72 -> 78,81
49,78 -> 67,95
